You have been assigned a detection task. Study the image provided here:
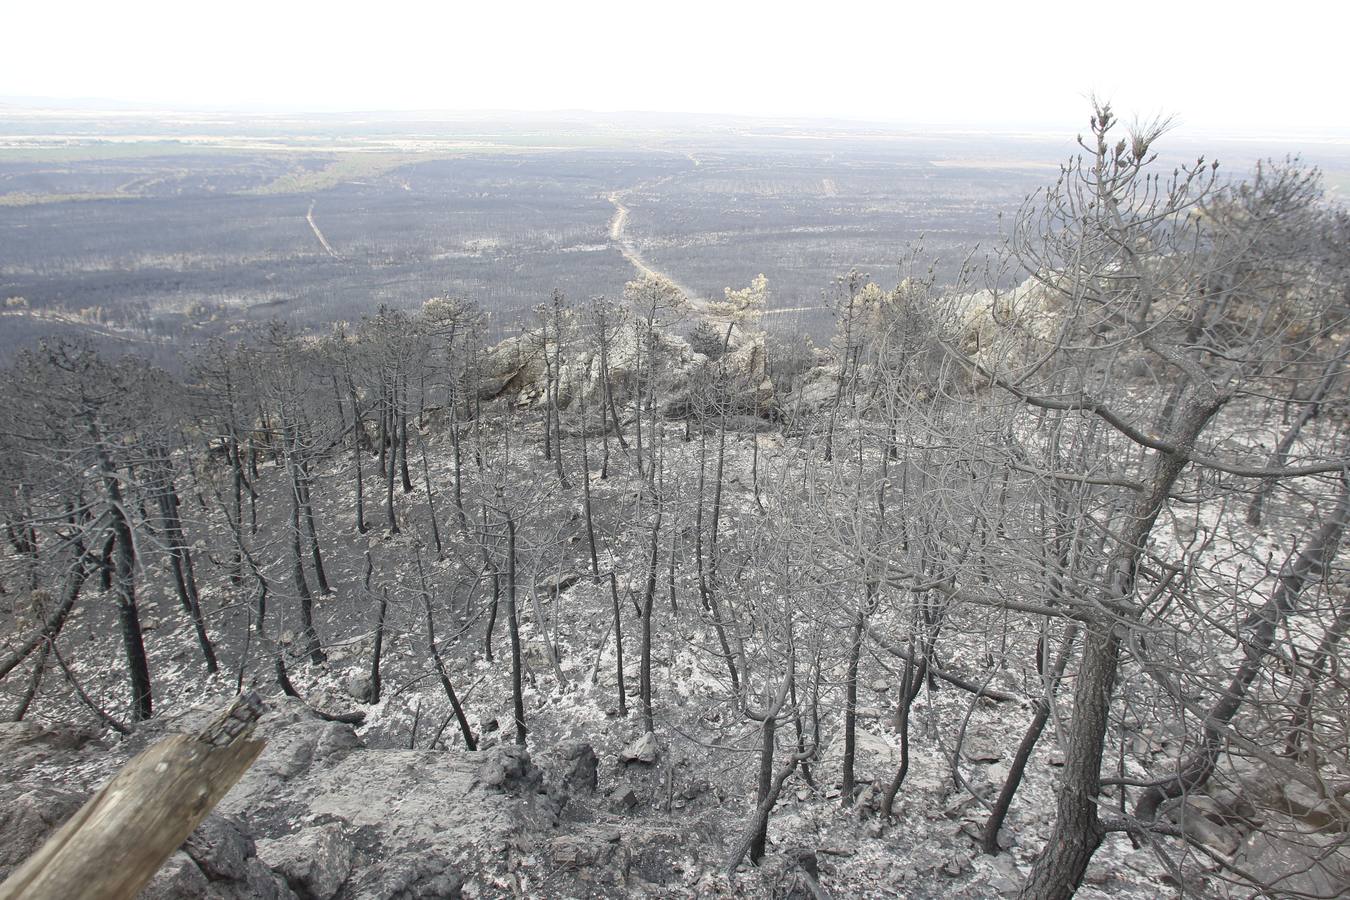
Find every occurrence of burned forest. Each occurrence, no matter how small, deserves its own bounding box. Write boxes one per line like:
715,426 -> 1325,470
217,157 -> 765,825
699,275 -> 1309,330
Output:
3,106 -> 1350,899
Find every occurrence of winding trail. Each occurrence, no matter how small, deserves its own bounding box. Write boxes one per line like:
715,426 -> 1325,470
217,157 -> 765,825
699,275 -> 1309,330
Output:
606,164 -> 824,326
606,189 -> 707,312
306,200 -> 342,260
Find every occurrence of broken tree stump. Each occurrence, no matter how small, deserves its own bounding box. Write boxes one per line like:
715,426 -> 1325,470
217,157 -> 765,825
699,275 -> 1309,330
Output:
0,691 -> 267,900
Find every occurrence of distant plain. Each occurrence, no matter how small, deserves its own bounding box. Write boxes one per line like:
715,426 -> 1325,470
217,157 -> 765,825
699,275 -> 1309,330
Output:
3,107 -> 1348,363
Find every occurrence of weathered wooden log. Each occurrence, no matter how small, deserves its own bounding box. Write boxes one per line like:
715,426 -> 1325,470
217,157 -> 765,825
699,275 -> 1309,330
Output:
0,692 -> 266,900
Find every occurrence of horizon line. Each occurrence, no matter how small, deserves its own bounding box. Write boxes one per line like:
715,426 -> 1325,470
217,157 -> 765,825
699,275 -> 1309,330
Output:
5,95 -> 1350,144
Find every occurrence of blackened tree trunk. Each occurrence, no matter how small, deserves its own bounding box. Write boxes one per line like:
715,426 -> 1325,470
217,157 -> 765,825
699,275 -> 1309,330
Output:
0,560 -> 88,682
823,275 -> 862,463
1020,398 -> 1215,899
331,374 -> 347,437
749,713 -> 777,863
418,551 -> 476,748
92,433 -> 153,722
377,389 -> 389,483
99,530 -> 115,592
639,488 -> 663,734
153,451 -> 217,673
1136,480 -> 1350,820
384,399 -> 400,533
483,568 -> 500,663
227,432 -> 245,583
3,558 -> 86,727
398,375 -> 414,494
840,584 -> 878,807
1019,623 -> 1120,899
1286,587 -> 1350,756
11,636 -> 51,721
417,431 -> 444,559
694,428 -> 741,695
981,623 -> 1079,852
369,585 -> 388,704
506,516 -> 526,745
245,434 -> 259,534
286,453 -> 325,665
880,645 -> 926,818
448,372 -> 469,534
549,289 -> 570,487
449,403 -> 469,533
591,300 -> 627,452
578,383 -> 627,714
348,381 -> 368,534
297,460 -> 331,595
1246,339 -> 1350,526
726,657 -> 805,874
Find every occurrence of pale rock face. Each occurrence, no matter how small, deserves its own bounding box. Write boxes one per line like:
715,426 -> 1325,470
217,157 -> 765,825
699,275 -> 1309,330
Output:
620,730 -> 660,765
478,322 -> 781,424
255,825 -> 355,900
341,672 -> 374,704
0,785 -> 85,882
819,728 -> 899,784
1233,830 -> 1350,898
962,726 -> 1005,764
786,363 -> 842,411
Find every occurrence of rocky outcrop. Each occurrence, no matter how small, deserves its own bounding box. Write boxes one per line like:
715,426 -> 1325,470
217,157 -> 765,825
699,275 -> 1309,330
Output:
0,784 -> 85,884
141,814 -> 297,900
1136,761 -> 1350,898
558,741 -> 599,794
620,731 -> 659,766
0,720 -> 103,775
477,325 -> 780,425
0,697 -> 600,899
819,728 -> 898,785
0,721 -> 107,884
341,673 -> 374,704
209,699 -> 562,897
255,825 -> 355,900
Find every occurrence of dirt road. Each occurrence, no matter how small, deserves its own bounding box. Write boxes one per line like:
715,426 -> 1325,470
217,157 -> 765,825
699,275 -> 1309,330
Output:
606,191 -> 706,311
306,201 -> 342,260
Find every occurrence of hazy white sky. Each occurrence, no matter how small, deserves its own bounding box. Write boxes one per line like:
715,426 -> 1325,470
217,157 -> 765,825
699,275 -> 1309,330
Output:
5,0 -> 1347,133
